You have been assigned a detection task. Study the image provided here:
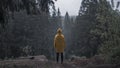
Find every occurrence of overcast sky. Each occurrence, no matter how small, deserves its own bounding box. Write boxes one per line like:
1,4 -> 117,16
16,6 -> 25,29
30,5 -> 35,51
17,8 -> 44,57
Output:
55,0 -> 82,16
55,0 -> 120,16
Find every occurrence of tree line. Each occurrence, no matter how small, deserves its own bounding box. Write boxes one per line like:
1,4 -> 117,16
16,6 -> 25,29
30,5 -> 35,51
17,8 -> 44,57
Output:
0,0 -> 60,59
0,0 -> 120,64
68,0 -> 120,64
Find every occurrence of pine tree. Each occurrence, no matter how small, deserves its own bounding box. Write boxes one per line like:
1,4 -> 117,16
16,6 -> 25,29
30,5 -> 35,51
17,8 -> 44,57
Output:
57,8 -> 62,28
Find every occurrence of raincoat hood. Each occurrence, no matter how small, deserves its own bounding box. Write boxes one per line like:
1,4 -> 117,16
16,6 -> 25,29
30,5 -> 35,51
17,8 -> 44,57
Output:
57,28 -> 62,34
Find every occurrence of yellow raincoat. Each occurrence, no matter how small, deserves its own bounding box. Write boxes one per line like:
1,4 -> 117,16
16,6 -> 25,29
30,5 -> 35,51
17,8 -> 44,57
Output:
54,28 -> 66,53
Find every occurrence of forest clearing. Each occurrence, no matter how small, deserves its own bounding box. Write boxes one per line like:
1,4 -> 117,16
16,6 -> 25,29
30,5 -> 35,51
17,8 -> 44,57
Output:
0,0 -> 120,68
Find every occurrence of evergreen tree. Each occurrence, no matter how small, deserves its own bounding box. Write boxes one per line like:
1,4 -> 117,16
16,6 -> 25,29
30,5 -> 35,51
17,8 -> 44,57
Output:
0,0 -> 56,59
96,0 -> 120,63
0,0 -> 55,28
74,0 -> 120,61
72,0 -> 99,57
57,8 -> 62,28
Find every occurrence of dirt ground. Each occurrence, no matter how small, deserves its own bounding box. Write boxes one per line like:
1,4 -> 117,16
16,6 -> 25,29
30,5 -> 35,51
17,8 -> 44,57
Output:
0,55 -> 119,68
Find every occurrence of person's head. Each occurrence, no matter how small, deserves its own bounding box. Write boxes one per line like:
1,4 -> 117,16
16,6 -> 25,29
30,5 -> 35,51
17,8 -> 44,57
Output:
57,28 -> 62,34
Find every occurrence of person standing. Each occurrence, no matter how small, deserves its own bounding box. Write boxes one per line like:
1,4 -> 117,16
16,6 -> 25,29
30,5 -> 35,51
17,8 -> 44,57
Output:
54,28 -> 66,64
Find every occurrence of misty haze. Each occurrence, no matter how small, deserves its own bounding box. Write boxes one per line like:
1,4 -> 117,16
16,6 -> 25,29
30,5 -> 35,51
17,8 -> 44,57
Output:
0,0 -> 120,68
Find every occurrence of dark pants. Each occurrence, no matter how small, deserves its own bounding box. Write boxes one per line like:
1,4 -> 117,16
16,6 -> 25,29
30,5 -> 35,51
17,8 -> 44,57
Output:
56,53 -> 63,63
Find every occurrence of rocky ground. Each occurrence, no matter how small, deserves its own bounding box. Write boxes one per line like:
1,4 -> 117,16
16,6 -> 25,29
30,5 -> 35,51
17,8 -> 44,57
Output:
0,55 -> 120,68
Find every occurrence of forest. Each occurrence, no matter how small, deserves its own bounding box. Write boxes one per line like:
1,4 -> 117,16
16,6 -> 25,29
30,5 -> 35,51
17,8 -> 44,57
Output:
0,0 -> 120,65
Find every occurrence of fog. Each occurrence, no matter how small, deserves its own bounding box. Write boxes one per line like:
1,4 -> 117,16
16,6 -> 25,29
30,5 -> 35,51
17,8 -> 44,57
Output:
55,0 -> 82,16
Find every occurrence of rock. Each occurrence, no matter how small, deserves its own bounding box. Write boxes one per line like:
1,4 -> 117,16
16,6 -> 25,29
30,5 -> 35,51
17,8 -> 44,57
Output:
29,57 -> 34,60
89,55 -> 105,64
69,55 -> 89,66
34,55 -> 48,62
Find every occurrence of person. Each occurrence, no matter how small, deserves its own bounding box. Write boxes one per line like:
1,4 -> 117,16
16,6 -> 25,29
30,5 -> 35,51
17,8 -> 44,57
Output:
54,28 -> 66,64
